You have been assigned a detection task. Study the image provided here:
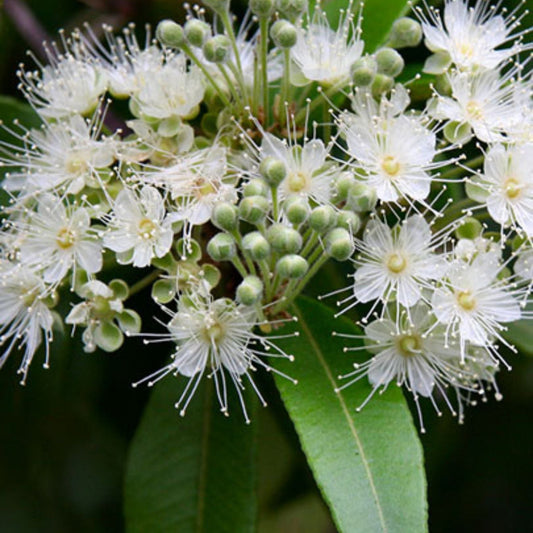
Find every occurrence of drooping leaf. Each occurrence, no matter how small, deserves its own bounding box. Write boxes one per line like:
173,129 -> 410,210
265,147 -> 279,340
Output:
124,377 -> 257,533
273,296 -> 427,533
0,95 -> 41,140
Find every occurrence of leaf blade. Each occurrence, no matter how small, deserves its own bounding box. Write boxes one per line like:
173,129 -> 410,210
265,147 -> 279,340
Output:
274,296 -> 427,533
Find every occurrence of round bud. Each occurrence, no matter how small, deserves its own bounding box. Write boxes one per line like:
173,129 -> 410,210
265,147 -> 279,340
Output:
371,73 -> 394,97
325,228 -> 355,261
375,47 -> 405,77
250,0 -> 275,18
202,0 -> 230,14
455,217 -> 483,240
259,157 -> 287,187
242,231 -> 271,261
335,172 -> 356,201
243,178 -> 269,197
388,18 -> 423,49
347,182 -> 378,213
238,195 -> 270,224
351,56 -> 378,87
156,20 -> 186,49
271,20 -> 298,49
283,195 -> 310,225
276,0 -> 307,19
276,254 -> 309,279
184,19 -> 211,47
336,210 -> 361,233
267,224 -> 303,254
308,205 -> 336,232
236,275 -> 264,305
207,233 -> 236,261
212,202 -> 238,232
203,35 -> 231,63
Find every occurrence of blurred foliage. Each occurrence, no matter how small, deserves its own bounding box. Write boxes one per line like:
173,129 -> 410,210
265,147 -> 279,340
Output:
0,1 -> 532,532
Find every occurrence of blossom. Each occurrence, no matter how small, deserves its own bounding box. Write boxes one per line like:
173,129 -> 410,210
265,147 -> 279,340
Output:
103,186 -> 173,268
416,0 -> 530,73
338,87 -> 446,203
18,194 -> 102,284
339,215 -> 448,314
337,304 -> 465,431
133,294 -> 296,422
467,143 -> 533,235
291,5 -> 364,86
0,263 -> 55,384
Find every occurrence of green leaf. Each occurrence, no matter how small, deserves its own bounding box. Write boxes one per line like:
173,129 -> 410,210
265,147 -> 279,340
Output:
0,95 -> 41,138
124,377 -> 257,533
273,296 -> 427,533
319,0 -> 417,53
504,312 -> 533,357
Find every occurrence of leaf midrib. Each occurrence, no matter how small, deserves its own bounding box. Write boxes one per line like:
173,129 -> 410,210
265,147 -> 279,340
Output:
293,301 -> 388,533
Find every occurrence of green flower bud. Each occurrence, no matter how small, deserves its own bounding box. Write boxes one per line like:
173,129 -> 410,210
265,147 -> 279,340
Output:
94,321 -> 124,353
388,18 -> 423,49
212,202 -> 239,232
283,195 -> 310,224
351,56 -> 378,87
203,35 -> 231,63
250,0 -> 275,18
325,228 -> 355,261
276,0 -> 307,19
207,233 -> 236,261
455,217 -> 483,240
236,275 -> 264,305
375,47 -> 405,77
276,254 -> 309,279
184,19 -> 211,47
202,0 -> 230,14
239,195 -> 270,224
347,182 -> 378,213
259,157 -> 287,186
242,231 -> 271,260
156,20 -> 186,49
271,20 -> 298,49
308,205 -> 336,232
244,178 -> 269,197
335,171 -> 356,200
267,224 -> 303,254
371,73 -> 394,97
337,210 -> 361,233
152,279 -> 176,304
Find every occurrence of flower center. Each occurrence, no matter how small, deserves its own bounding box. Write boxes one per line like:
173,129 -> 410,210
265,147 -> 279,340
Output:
193,177 -> 217,198
466,100 -> 483,121
287,171 -> 309,193
386,252 -> 407,274
396,334 -> 422,358
138,217 -> 157,240
504,177 -> 521,199
21,287 -> 40,307
65,154 -> 89,175
457,290 -> 476,311
381,155 -> 401,177
458,42 -> 474,59
56,227 -> 76,249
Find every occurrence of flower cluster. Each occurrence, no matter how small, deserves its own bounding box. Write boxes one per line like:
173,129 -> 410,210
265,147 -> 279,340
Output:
0,0 -> 531,425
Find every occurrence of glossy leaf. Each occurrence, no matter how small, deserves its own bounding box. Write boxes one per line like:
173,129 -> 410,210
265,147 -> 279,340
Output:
273,296 -> 427,533
124,377 -> 257,533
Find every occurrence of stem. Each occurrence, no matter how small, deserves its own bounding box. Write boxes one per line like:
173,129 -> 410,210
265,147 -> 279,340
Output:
129,269 -> 162,298
260,17 -> 270,126
232,255 -> 249,278
279,49 -> 291,126
220,10 -> 247,93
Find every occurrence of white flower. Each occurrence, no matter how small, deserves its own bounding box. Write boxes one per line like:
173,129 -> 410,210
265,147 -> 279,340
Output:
467,143 -> 533,235
18,194 -> 102,284
514,247 -> 533,281
141,146 -> 236,240
133,295 -> 296,422
338,87 -> 446,203
18,42 -> 107,118
337,304 -> 465,432
431,254 -> 522,358
1,113 -> 115,197
132,54 -> 205,121
433,70 -> 520,143
103,186 -> 173,268
416,0 -> 530,73
291,6 -> 364,86
0,263 -> 55,384
340,215 -> 448,313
